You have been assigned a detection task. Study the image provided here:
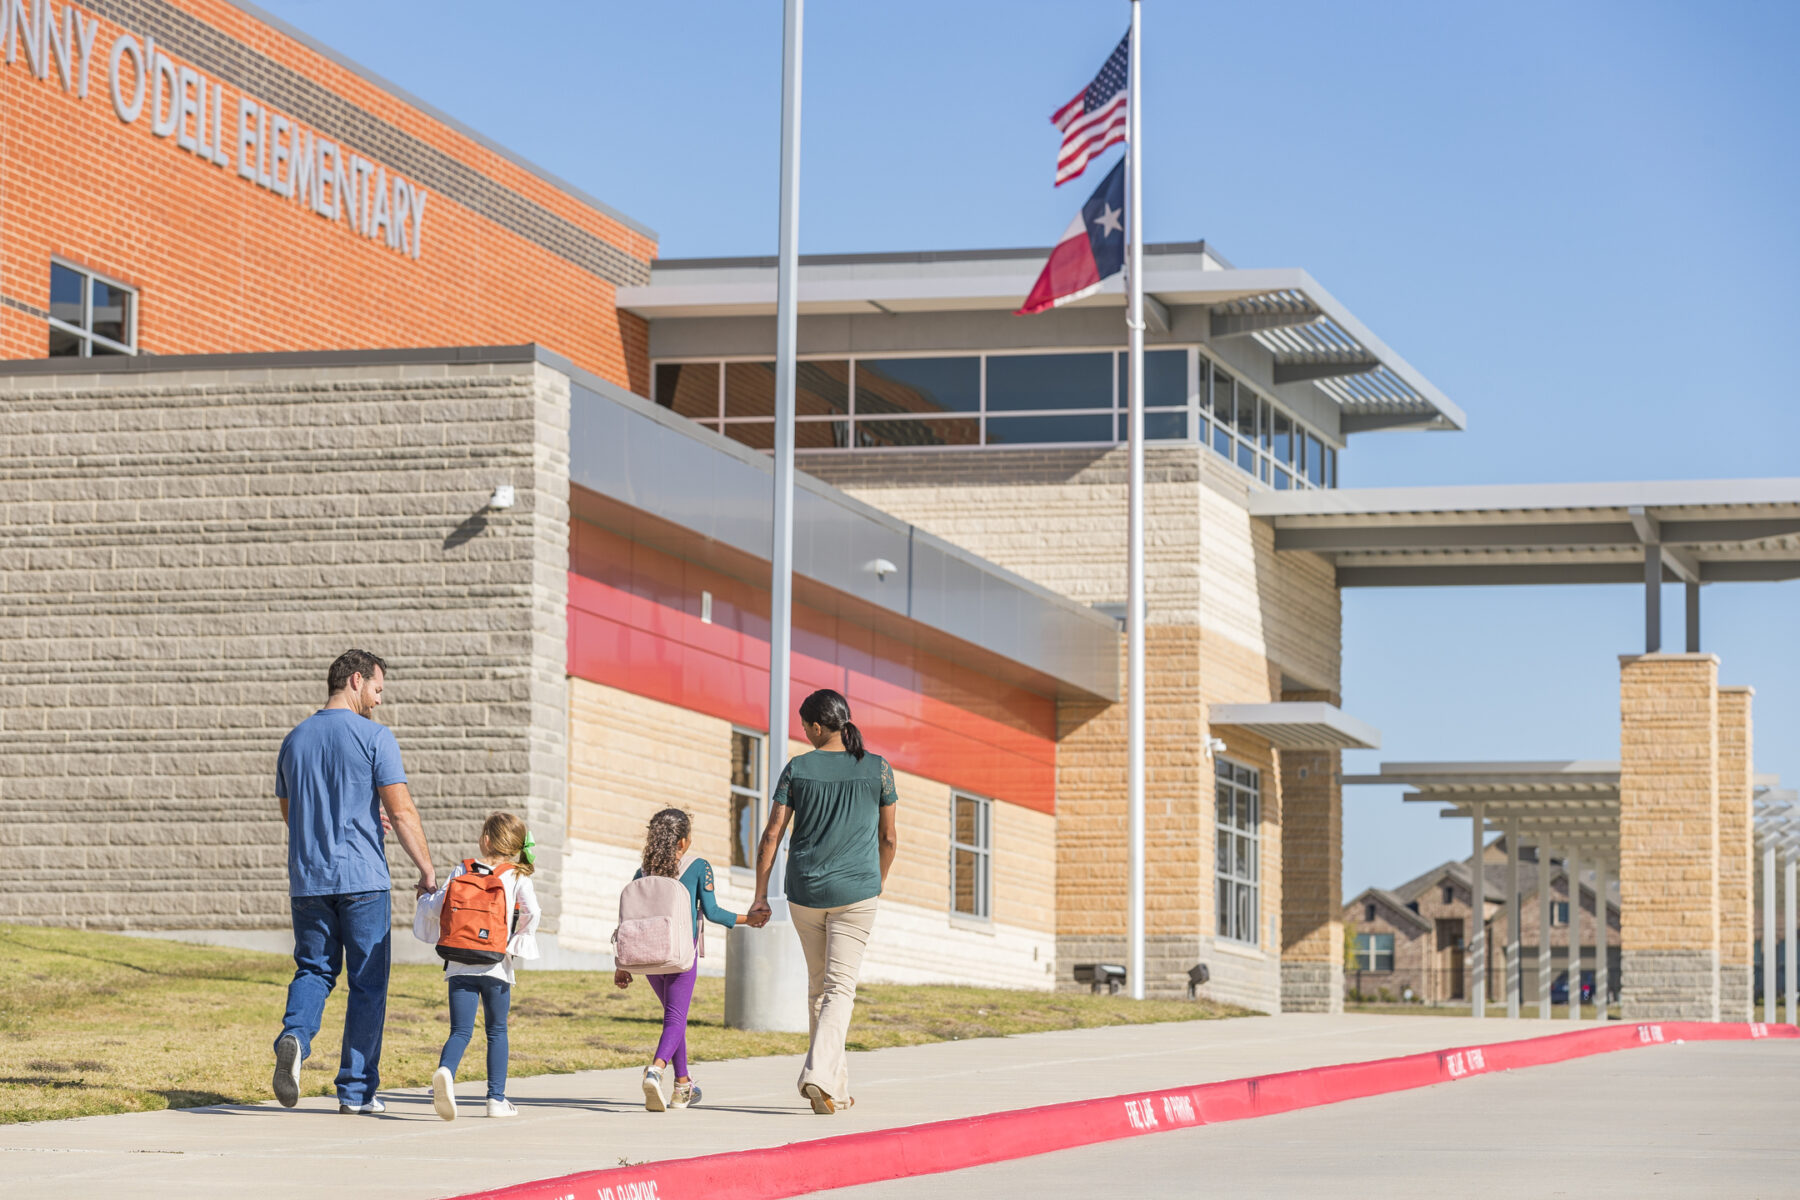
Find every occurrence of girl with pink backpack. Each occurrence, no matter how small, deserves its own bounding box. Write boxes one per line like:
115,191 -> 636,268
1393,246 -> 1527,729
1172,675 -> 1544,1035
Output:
612,808 -> 755,1110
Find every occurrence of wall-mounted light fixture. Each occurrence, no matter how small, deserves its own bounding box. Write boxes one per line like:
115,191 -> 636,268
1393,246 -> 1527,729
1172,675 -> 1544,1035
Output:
864,558 -> 898,581
488,485 -> 516,510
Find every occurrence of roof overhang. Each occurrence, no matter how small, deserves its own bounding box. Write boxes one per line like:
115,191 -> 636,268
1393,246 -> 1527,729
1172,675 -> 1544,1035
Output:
618,242 -> 1463,434
1348,760 -> 1621,851
1209,701 -> 1381,750
1251,480 -> 1800,587
564,363 -> 1121,703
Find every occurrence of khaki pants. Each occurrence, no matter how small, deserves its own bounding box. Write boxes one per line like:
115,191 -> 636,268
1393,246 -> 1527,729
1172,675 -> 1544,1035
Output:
788,897 -> 878,1101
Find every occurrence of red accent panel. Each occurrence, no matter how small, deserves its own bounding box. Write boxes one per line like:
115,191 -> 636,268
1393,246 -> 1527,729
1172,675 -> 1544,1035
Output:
566,524 -> 1058,813
449,1022 -> 1796,1200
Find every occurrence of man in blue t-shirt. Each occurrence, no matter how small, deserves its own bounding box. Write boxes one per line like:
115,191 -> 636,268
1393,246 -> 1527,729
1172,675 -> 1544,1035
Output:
271,649 -> 435,1114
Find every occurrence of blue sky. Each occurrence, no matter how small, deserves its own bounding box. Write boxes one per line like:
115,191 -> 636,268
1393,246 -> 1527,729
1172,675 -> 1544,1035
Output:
262,0 -> 1800,898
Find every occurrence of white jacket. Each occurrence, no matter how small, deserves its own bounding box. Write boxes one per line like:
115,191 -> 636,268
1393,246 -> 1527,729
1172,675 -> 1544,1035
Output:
413,859 -> 542,985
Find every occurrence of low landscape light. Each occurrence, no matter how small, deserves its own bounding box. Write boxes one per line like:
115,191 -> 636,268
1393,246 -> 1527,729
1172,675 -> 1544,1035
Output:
1073,963 -> 1127,995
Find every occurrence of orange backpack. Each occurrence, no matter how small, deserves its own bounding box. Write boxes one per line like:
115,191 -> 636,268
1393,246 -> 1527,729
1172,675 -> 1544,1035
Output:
437,860 -> 516,965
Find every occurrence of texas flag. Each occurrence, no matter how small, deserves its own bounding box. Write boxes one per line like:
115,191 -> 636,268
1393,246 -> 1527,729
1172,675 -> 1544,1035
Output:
1016,158 -> 1126,315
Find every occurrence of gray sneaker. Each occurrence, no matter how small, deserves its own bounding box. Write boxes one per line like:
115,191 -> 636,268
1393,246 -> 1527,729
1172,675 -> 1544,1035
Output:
642,1065 -> 667,1112
670,1080 -> 701,1109
272,1034 -> 302,1108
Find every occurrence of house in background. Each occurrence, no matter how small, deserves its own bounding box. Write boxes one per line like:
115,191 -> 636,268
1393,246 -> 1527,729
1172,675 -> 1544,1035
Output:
1344,838 -> 1620,1004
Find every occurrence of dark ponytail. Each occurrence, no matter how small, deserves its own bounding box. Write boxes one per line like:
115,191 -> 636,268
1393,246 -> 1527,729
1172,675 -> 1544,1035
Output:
799,688 -> 866,761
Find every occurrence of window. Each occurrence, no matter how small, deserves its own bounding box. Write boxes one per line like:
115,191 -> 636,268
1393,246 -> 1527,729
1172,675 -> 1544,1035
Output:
729,730 -> 763,870
1364,902 -> 1376,923
951,792 -> 992,919
1443,885 -> 1455,905
646,348 -> 1342,489
1552,900 -> 1570,927
1354,932 -> 1395,971
1214,758 -> 1260,944
48,262 -> 135,357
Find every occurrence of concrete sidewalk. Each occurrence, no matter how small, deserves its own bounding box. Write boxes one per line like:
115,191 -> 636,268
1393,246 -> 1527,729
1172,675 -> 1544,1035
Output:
0,1014 -> 1597,1200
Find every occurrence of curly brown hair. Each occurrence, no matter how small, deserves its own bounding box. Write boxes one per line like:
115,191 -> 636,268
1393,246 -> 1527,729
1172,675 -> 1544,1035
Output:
641,808 -> 691,878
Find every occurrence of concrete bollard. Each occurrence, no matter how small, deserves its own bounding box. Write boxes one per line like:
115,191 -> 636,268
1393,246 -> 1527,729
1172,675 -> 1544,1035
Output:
725,902 -> 810,1032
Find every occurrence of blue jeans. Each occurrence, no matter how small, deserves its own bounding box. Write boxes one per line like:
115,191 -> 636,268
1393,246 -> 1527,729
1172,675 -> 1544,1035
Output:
277,890 -> 391,1107
439,975 -> 512,1100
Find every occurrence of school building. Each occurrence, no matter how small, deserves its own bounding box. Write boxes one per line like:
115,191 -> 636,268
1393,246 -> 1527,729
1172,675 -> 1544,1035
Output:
3,0 -> 1795,1016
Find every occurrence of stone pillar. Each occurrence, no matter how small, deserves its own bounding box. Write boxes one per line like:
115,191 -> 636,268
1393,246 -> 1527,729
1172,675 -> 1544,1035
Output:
1716,687 -> 1755,1021
1278,691 -> 1343,1013
1619,654 -> 1720,1021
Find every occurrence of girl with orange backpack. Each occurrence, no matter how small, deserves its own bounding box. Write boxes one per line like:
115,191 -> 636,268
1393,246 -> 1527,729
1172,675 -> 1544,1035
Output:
612,808 -> 751,1111
412,810 -> 541,1121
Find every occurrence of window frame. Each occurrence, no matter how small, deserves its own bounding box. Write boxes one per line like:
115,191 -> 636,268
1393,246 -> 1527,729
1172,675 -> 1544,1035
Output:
728,727 -> 765,873
1214,757 -> 1261,946
1354,931 -> 1395,972
949,790 -> 993,921
647,346 -> 1342,488
47,258 -> 137,358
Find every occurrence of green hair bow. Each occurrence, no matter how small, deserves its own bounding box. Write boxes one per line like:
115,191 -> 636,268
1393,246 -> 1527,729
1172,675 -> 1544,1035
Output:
521,830 -> 537,866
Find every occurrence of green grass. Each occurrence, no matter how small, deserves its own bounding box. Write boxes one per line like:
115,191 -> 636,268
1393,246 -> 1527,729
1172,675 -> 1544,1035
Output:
0,924 -> 1252,1124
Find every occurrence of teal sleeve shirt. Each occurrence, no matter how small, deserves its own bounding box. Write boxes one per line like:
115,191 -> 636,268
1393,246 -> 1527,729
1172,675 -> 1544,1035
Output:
774,750 -> 900,909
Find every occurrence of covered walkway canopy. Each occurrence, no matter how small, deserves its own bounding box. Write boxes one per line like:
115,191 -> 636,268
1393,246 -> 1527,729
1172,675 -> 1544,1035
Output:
1347,761 -> 1625,1020
1251,479 -> 1800,652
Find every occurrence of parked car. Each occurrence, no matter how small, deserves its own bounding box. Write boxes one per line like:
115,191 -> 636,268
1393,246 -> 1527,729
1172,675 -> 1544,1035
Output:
1550,970 -> 1595,1006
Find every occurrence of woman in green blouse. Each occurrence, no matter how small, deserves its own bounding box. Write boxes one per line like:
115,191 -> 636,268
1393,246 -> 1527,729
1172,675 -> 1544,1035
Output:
748,688 -> 899,1115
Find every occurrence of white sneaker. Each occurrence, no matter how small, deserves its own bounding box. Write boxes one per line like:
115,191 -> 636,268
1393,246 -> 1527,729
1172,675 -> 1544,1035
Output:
338,1097 -> 385,1115
670,1080 -> 701,1109
486,1098 -> 518,1118
642,1065 -> 667,1112
431,1067 -> 457,1122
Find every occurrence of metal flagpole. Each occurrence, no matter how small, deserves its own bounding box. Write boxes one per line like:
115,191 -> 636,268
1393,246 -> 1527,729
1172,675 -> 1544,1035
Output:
768,0 -> 802,886
725,0 -> 809,1035
1125,0 -> 1146,1001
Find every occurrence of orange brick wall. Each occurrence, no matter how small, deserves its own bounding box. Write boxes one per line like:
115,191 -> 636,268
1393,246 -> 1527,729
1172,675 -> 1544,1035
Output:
0,0 -> 651,389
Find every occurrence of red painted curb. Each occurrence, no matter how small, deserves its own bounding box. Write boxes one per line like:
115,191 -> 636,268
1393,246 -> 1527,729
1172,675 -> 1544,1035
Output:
451,1021 -> 1797,1200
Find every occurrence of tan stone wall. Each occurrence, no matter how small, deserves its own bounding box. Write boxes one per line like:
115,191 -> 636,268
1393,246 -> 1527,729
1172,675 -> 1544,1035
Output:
0,360 -> 571,931
1619,653 -> 1720,1020
803,445 -> 1337,1009
563,678 -> 1056,987
1717,686 -> 1755,1020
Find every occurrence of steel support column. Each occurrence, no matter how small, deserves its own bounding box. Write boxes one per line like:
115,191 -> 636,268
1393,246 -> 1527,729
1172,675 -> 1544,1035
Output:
1764,842 -> 1777,1024
1469,802 -> 1486,1018
1605,852 -> 1620,1021
1567,845 -> 1583,1020
1786,849 -> 1797,1027
1685,582 -> 1701,653
1539,841 -> 1555,1019
1644,543 -> 1661,653
1506,819 -> 1521,1018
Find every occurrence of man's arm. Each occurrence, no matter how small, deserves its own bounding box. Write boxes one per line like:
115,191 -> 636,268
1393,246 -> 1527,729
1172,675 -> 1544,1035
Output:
278,796 -> 288,822
878,804 -> 898,887
745,803 -> 793,927
378,782 -> 435,896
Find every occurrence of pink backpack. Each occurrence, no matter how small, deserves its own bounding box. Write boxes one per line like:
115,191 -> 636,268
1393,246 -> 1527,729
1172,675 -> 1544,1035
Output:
612,853 -> 704,974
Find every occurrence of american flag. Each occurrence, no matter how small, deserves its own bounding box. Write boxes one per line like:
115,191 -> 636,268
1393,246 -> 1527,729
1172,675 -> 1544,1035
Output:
1050,31 -> 1129,186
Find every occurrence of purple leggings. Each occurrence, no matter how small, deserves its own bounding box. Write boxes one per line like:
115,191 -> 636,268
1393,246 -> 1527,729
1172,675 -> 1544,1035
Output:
647,961 -> 698,1077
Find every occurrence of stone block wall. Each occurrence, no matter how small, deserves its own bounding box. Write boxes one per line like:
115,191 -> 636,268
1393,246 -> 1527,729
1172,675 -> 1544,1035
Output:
1277,688 -> 1343,1013
1618,653 -> 1720,1020
1717,686 -> 1754,1021
0,359 -> 571,933
565,677 -> 1058,989
805,445 -> 1331,1009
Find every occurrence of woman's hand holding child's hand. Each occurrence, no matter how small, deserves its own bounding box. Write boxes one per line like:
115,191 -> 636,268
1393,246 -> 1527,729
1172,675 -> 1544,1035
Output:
613,968 -> 632,989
